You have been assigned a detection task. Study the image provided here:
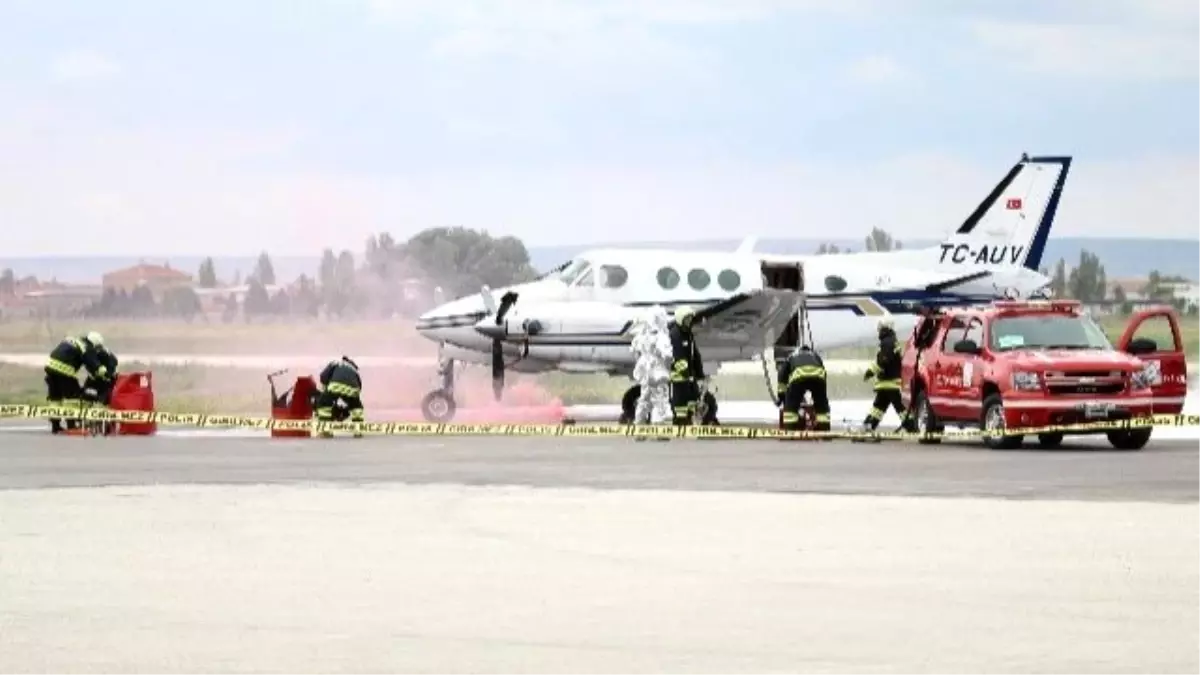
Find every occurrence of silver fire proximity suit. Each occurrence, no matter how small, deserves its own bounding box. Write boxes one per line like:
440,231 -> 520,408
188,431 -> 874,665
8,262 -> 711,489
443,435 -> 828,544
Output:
630,307 -> 673,425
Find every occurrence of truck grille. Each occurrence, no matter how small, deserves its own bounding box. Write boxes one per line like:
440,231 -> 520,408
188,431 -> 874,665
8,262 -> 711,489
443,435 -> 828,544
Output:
1043,370 -> 1126,396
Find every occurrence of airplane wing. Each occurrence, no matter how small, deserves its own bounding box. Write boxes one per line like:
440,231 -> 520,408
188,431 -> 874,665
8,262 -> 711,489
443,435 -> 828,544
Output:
921,269 -> 992,293
693,289 -> 806,349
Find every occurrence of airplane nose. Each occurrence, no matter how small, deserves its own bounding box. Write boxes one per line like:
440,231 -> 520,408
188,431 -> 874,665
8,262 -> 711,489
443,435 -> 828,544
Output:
475,322 -> 504,340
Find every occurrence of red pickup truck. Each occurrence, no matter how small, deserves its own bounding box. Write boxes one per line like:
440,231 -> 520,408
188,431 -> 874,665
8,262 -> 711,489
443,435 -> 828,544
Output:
900,300 -> 1188,450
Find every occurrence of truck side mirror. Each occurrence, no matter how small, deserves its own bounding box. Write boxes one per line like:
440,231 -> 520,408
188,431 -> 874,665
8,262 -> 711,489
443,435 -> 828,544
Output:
1126,337 -> 1157,355
953,339 -> 980,355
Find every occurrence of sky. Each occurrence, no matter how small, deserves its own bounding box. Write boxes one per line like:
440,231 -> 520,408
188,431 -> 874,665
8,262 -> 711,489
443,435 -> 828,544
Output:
0,0 -> 1197,256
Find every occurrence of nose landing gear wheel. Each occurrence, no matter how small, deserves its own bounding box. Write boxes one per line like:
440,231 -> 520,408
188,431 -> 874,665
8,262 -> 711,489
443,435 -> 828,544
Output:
421,389 -> 457,423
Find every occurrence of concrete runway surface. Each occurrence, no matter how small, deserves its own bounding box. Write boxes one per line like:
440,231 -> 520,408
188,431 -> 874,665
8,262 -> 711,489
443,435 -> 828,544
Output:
1,433 -> 1197,673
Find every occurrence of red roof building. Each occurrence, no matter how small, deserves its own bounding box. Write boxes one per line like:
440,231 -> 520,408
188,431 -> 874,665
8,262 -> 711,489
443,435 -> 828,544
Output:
102,262 -> 193,295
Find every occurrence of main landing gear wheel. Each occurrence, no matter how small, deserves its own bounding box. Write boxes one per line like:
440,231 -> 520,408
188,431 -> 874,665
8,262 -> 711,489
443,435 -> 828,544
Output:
421,389 -> 456,423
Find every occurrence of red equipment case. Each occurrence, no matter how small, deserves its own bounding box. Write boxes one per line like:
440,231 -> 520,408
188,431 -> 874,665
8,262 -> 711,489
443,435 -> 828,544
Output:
109,371 -> 157,435
270,372 -> 316,438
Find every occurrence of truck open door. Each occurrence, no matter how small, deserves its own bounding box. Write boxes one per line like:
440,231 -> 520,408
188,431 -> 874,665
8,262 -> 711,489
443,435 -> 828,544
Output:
1116,308 -> 1188,415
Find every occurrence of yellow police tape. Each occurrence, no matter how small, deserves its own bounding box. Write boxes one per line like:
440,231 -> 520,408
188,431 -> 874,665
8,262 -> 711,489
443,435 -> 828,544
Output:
1,403 -> 1198,441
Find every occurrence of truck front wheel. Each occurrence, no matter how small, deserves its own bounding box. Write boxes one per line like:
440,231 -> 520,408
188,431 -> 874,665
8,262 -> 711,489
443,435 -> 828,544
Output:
981,394 -> 1024,450
913,390 -> 942,445
1107,428 -> 1152,451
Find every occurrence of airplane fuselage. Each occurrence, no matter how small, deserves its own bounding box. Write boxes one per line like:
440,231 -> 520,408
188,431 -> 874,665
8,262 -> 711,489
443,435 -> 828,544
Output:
416,248 -> 1050,378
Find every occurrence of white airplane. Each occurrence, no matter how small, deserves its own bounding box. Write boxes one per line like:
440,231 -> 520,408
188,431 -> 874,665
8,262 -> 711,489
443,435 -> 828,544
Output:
415,153 -> 1071,422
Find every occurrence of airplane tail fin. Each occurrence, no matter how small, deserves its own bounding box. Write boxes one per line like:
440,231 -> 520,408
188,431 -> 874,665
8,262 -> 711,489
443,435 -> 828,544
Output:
930,154 -> 1071,272
735,236 -> 757,254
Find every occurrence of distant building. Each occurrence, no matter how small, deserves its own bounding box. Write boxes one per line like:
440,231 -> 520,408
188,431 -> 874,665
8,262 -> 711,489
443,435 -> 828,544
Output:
102,262 -> 193,300
0,279 -> 103,319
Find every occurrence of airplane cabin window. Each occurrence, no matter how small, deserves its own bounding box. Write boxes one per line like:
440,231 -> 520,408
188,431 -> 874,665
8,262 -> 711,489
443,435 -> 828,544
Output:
824,275 -> 848,292
657,267 -> 680,290
718,269 -> 741,291
599,265 -> 628,289
687,269 -> 711,291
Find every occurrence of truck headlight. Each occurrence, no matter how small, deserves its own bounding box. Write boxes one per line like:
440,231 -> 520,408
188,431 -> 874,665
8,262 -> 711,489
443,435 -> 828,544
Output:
1012,371 -> 1041,391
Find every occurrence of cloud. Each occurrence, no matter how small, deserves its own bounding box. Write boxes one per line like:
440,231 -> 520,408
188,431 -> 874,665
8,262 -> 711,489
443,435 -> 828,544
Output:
365,0 -> 858,90
48,49 -> 122,83
0,113 -> 1194,256
845,55 -> 917,87
970,20 -> 1198,80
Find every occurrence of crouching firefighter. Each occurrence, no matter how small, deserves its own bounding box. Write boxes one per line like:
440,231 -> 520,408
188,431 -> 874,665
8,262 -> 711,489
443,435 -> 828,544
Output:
667,307 -> 705,426
861,319 -> 915,436
44,331 -> 112,434
777,344 -> 831,434
315,356 -> 365,438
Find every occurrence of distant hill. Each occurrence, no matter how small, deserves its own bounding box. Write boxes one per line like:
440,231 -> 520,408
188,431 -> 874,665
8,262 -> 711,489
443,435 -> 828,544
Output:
2,237 -> 1195,286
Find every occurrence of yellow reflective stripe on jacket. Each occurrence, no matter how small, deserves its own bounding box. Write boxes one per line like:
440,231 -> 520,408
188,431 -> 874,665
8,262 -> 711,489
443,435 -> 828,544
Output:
672,359 -> 688,373
787,366 -> 826,383
873,379 -> 901,390
46,358 -> 78,376
326,382 -> 360,397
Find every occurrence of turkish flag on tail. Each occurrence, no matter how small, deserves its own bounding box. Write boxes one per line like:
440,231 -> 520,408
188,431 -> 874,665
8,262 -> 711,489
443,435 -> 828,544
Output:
1006,197 -> 1022,210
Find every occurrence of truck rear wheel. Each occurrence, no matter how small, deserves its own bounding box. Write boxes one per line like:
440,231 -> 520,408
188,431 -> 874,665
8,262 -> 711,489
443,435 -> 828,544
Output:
981,394 -> 1023,450
1107,428 -> 1152,451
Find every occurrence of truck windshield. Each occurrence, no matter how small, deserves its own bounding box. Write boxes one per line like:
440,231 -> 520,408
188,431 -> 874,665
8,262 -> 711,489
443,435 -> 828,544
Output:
990,314 -> 1113,351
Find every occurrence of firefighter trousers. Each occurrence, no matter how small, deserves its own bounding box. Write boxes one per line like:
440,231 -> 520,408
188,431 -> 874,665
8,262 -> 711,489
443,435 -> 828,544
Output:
864,388 -> 913,430
670,379 -> 699,426
44,369 -> 82,433
782,377 -> 830,431
314,387 -> 365,437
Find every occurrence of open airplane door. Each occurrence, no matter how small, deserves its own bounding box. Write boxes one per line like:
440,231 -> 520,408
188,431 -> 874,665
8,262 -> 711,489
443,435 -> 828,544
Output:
1116,307 -> 1188,415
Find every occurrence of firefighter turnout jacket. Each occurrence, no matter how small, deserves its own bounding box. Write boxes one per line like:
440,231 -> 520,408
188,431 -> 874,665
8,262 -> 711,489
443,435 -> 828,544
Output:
778,348 -> 826,387
668,321 -> 705,382
319,358 -> 363,398
866,328 -> 903,390
46,336 -> 110,380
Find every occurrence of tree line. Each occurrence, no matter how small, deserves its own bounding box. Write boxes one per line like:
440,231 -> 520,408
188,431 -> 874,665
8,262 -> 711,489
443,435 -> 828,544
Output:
2,226 -> 1194,321
74,227 -> 539,322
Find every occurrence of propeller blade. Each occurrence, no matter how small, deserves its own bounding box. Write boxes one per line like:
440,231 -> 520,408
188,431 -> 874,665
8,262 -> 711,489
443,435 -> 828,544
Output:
491,339 -> 504,401
495,291 -> 519,324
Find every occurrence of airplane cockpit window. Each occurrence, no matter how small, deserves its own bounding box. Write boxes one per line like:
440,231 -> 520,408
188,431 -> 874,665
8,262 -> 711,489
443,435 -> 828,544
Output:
537,259 -> 573,282
557,258 -> 591,285
599,265 -> 628,289
575,266 -> 595,287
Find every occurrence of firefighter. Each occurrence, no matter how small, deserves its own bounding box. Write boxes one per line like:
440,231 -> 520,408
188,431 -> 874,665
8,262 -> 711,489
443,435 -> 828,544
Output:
85,347 -> 120,406
861,319 -> 915,434
315,355 -> 365,438
777,344 -> 831,433
44,331 -> 111,434
667,306 -> 705,426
